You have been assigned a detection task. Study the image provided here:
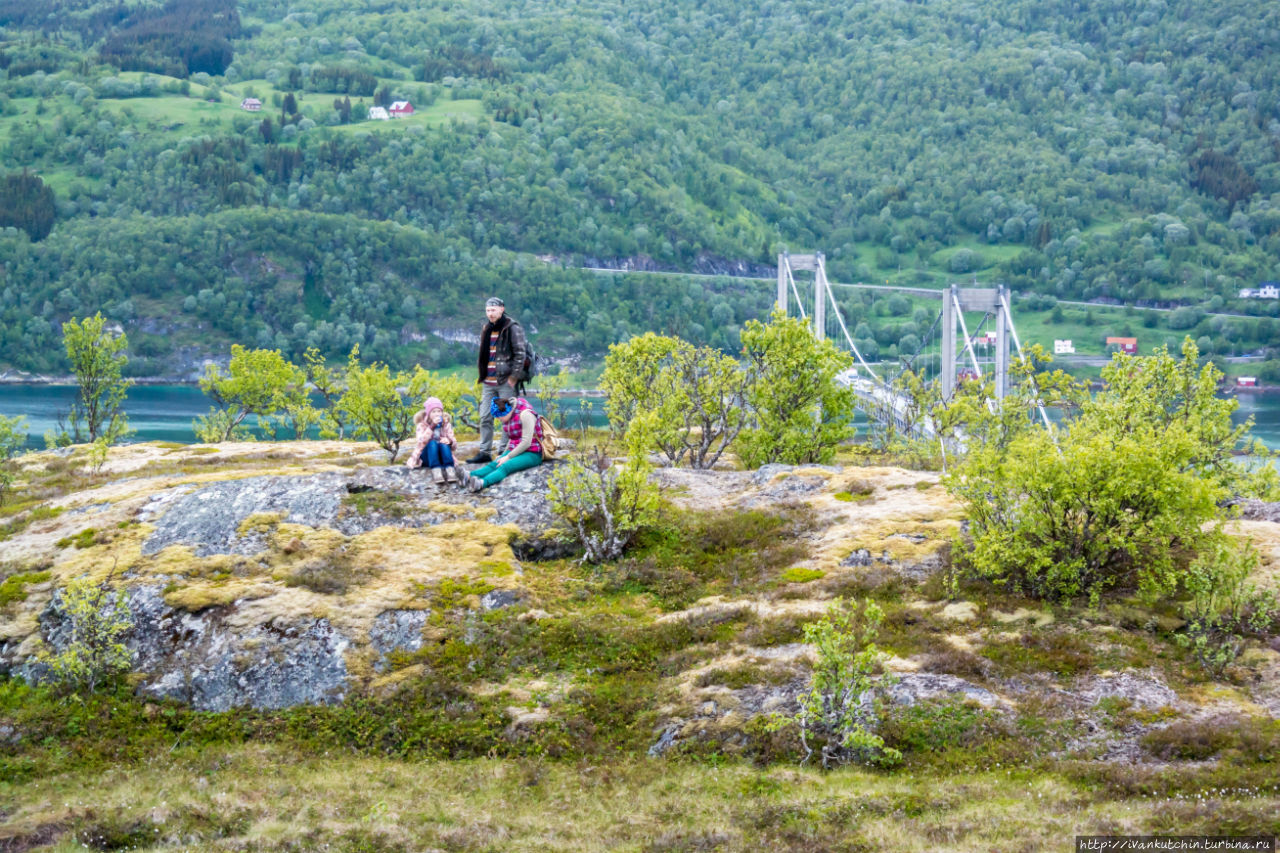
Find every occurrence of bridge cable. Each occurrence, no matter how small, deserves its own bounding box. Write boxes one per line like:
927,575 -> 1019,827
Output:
786,263 -> 808,321
823,262 -> 880,383
999,292 -> 1054,432
952,291 -> 984,377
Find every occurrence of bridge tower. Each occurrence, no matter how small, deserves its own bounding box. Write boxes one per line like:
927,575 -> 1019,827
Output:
940,283 -> 1013,400
775,251 -> 829,340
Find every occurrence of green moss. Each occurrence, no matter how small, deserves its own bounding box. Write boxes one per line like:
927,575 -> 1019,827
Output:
478,559 -> 515,577
778,567 -> 825,584
431,577 -> 497,609
0,570 -> 52,605
55,528 -> 99,549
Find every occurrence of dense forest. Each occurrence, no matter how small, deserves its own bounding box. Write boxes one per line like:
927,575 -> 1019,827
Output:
1,0 -> 1279,374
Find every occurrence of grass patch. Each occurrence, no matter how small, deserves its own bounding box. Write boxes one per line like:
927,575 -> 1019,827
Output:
979,629 -> 1097,678
341,488 -> 414,519
1140,714 -> 1280,763
607,507 -> 816,609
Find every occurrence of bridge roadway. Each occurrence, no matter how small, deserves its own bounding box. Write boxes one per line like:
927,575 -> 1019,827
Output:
839,371 -> 938,440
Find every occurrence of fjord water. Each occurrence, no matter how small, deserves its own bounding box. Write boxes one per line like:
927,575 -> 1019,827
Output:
2,384 -> 1279,451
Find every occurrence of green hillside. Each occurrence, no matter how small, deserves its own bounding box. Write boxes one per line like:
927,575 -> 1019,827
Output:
2,0 -> 1280,374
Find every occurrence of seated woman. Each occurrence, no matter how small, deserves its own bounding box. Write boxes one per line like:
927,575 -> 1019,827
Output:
405,397 -> 459,486
462,397 -> 544,492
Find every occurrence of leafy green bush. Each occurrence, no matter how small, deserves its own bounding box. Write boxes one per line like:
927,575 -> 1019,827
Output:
35,570 -> 133,694
195,344 -> 309,443
336,349 -> 440,461
549,414 -> 660,564
1176,541 -> 1280,675
947,340 -> 1263,604
0,414 -> 26,506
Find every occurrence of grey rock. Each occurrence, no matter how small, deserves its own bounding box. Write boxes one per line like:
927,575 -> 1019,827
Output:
884,672 -> 1001,708
369,610 -> 430,672
1074,670 -> 1180,711
1235,499 -> 1280,523
480,589 -> 522,611
140,463 -> 568,559
142,474 -> 346,556
842,548 -> 889,568
647,725 -> 680,757
750,463 -> 842,487
21,584 -> 350,711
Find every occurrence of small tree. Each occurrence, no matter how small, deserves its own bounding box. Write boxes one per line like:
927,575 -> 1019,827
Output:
549,413 -> 661,563
0,414 -> 27,506
739,310 -> 856,467
601,333 -> 749,469
36,565 -> 133,694
304,347 -> 350,439
62,314 -> 132,444
195,345 -> 306,442
336,351 -> 432,462
769,598 -> 900,768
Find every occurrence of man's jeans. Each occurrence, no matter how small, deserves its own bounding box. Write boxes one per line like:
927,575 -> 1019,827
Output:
477,381 -> 517,453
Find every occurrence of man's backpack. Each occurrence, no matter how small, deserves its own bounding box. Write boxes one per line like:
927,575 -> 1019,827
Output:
521,339 -> 538,382
537,415 -> 560,459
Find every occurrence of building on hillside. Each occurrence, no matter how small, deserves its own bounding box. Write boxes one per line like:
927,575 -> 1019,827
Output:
389,100 -> 414,118
1239,283 -> 1280,298
972,330 -> 998,348
1054,339 -> 1075,355
368,106 -> 390,120
1106,336 -> 1138,355
1237,376 -> 1258,387
240,98 -> 262,111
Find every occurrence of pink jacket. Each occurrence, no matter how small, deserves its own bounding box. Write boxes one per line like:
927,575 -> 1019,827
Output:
406,397 -> 457,468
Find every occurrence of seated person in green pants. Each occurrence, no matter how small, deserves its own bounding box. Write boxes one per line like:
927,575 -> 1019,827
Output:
460,396 -> 545,492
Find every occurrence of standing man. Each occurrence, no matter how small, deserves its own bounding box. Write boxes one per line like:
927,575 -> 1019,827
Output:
466,296 -> 529,464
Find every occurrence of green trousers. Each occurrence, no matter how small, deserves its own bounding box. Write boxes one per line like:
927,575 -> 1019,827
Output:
472,451 -> 542,488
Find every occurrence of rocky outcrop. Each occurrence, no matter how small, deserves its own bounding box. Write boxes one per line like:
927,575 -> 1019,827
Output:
140,463 -> 570,558
2,455 -> 574,711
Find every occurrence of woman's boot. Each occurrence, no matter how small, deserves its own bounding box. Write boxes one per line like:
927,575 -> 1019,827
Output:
442,465 -> 457,485
431,467 -> 446,486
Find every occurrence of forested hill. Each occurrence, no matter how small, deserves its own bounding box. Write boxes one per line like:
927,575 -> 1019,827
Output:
2,0 -> 1279,375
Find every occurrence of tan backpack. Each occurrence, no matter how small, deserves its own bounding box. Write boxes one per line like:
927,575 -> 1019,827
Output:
537,415 -> 560,459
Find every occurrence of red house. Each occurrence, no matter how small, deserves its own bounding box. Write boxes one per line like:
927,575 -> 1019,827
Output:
1237,376 -> 1258,387
388,100 -> 414,118
1106,336 -> 1137,355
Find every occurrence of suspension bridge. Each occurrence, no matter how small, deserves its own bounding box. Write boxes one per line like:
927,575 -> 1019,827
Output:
776,252 -> 1050,439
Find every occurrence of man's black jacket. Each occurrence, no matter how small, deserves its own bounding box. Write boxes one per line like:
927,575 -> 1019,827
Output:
477,315 -> 529,383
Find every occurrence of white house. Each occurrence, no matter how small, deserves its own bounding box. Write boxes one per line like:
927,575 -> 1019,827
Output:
240,97 -> 262,111
1054,339 -> 1075,355
368,106 -> 389,120
1240,283 -> 1280,299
